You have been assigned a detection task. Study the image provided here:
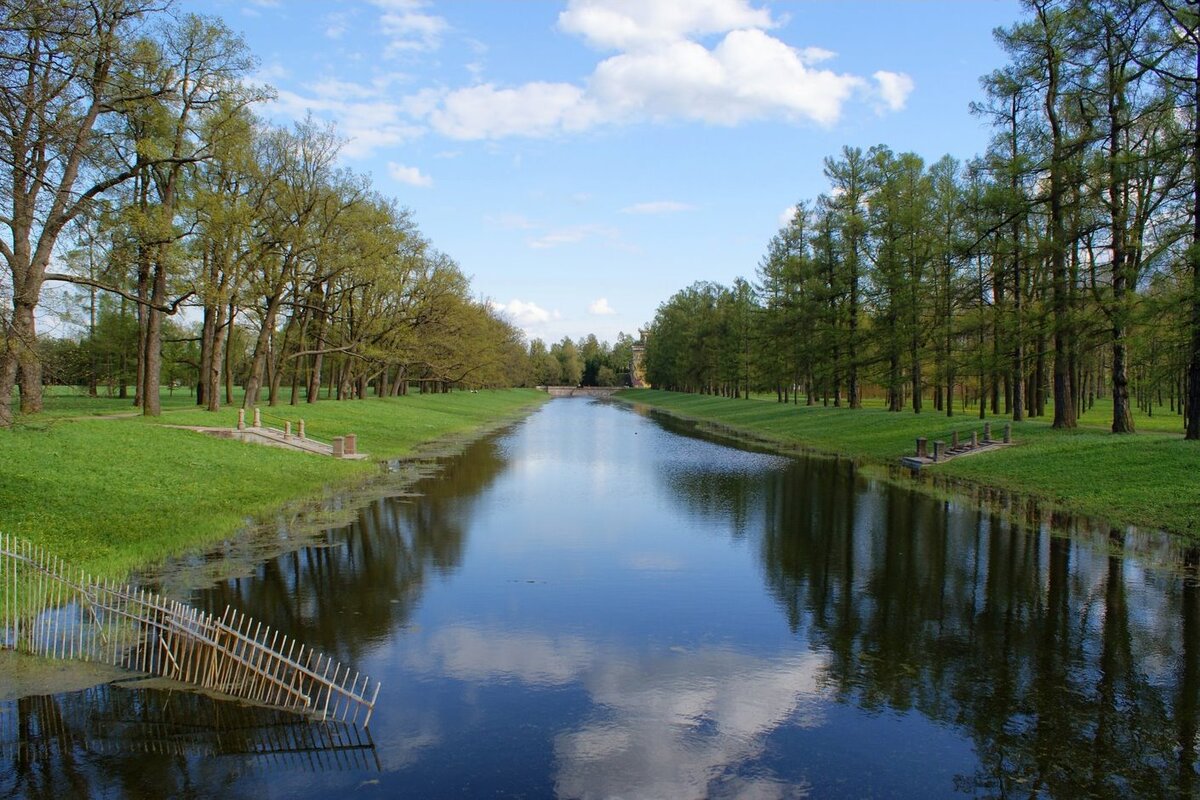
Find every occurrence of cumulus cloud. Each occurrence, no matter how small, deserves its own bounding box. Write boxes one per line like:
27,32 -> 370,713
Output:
588,297 -> 617,315
267,0 -> 912,154
490,299 -> 561,327
621,201 -> 694,214
778,205 -> 798,226
873,70 -> 915,112
387,162 -> 432,187
558,0 -> 775,51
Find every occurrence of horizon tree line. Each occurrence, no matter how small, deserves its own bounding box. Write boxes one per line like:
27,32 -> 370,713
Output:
644,0 -> 1200,439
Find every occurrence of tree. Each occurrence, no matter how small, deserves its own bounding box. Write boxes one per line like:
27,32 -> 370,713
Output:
0,0 -> 161,426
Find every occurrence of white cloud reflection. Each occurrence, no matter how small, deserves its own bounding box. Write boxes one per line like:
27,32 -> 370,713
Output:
403,624 -> 829,798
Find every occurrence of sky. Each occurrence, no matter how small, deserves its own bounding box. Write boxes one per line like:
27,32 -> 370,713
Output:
181,0 -> 1023,346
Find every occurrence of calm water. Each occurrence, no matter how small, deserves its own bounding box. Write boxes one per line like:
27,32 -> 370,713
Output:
3,399 -> 1199,798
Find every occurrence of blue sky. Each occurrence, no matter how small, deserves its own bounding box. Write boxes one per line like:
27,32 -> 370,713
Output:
183,0 -> 1022,345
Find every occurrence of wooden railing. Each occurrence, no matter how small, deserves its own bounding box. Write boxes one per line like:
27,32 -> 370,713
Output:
0,533 -> 381,727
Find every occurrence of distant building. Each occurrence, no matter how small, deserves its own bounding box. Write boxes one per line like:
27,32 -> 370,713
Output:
631,328 -> 649,388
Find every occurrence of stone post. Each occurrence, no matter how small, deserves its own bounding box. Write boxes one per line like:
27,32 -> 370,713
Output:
970,431 -> 978,448
933,440 -> 944,462
345,434 -> 357,456
983,422 -> 992,443
1004,423 -> 1012,444
253,407 -> 261,428
951,431 -> 959,449
298,419 -> 306,440
916,437 -> 927,458
284,421 -> 291,438
237,409 -> 245,431
332,436 -> 345,458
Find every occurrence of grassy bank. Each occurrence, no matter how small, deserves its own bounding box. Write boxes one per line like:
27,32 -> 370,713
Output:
0,389 -> 546,577
617,389 -> 1200,539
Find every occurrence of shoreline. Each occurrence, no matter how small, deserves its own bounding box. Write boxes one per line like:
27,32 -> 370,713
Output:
614,389 -> 1200,547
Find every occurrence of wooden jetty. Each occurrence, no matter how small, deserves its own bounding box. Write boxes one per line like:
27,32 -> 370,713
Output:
900,421 -> 1013,469
0,533 -> 380,728
179,407 -> 369,459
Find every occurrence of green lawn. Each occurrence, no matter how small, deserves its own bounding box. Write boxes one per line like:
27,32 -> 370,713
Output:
618,389 -> 1200,539
0,389 -> 547,577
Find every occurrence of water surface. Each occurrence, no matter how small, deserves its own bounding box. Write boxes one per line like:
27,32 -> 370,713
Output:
3,400 -> 1198,798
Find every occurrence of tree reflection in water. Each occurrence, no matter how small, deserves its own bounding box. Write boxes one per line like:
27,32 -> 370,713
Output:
652,427 -> 1200,798
192,435 -> 509,665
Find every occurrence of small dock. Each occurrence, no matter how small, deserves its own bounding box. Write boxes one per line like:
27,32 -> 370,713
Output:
900,422 -> 1013,469
183,407 -> 368,459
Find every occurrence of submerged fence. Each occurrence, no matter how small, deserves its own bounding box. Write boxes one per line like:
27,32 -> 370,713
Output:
0,533 -> 380,727
1,684 -> 379,772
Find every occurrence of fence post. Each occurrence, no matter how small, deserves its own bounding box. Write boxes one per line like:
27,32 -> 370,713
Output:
971,431 -> 978,448
1004,423 -> 1012,444
933,440 -> 944,462
298,419 -> 306,440
332,437 -> 344,458
253,407 -> 261,428
344,434 -> 356,456
916,437 -> 927,458
284,421 -> 292,439
237,409 -> 246,431
951,431 -> 959,449
983,422 -> 992,443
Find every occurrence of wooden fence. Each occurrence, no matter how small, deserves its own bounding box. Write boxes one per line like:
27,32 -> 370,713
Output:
0,533 -> 380,728
1,684 -> 379,772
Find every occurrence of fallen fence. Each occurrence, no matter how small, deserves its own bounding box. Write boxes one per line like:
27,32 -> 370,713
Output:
0,533 -> 380,727
1,684 -> 379,772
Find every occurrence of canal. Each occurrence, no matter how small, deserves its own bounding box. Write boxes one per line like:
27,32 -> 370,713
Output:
3,398 -> 1198,798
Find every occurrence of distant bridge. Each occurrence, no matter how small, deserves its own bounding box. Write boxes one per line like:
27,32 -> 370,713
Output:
539,386 -> 622,398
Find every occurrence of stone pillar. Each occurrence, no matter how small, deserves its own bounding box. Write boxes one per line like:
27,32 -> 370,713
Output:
1004,423 -> 1012,444
345,433 -> 357,456
253,407 -> 261,428
284,421 -> 291,438
951,431 -> 959,449
933,440 -> 944,462
298,419 -> 306,440
237,409 -> 245,431
970,431 -> 978,448
916,437 -> 927,458
332,436 -> 345,458
983,422 -> 992,443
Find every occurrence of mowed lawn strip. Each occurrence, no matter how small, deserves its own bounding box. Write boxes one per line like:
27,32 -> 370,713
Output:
618,389 -> 1200,539
0,389 -> 547,577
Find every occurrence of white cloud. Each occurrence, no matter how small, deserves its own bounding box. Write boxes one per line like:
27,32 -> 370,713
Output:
490,299 -> 561,328
428,82 -> 598,140
589,297 -> 617,315
873,70 -> 914,112
528,224 -> 617,250
621,201 -> 694,214
558,0 -> 776,51
368,0 -> 448,55
415,7 -> 869,139
267,82 -> 424,159
387,162 -> 432,187
778,205 -> 797,226
262,0 -> 908,153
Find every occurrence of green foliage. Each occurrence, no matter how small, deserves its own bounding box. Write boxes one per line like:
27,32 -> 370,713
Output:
0,389 -> 547,577
620,389 -> 1200,538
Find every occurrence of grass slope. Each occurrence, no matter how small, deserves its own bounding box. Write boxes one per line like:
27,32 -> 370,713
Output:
0,389 -> 546,576
618,389 -> 1200,538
